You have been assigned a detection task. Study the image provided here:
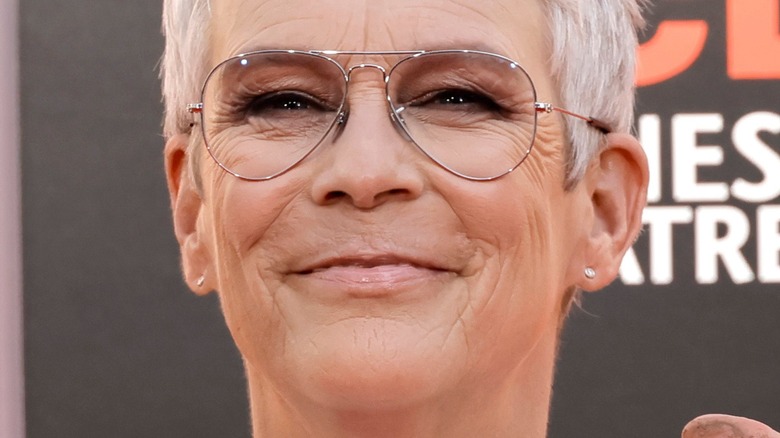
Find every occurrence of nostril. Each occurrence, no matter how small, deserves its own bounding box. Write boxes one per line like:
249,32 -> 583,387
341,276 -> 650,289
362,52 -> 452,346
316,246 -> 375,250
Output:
320,188 -> 411,207
323,190 -> 348,203
388,188 -> 408,196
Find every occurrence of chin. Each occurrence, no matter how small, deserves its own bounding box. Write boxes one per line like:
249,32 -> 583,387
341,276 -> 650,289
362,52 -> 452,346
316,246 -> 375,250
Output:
279,317 -> 468,411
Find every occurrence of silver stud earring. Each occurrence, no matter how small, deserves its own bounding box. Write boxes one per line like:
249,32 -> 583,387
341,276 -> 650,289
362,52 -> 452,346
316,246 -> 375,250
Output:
195,275 -> 205,288
584,267 -> 596,279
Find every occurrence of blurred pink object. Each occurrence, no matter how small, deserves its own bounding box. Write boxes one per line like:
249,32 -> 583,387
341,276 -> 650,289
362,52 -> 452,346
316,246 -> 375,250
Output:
683,414 -> 780,438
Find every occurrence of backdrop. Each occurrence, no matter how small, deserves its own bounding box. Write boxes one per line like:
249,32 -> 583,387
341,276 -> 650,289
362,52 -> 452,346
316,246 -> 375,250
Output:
22,1 -> 779,437
0,0 -> 23,436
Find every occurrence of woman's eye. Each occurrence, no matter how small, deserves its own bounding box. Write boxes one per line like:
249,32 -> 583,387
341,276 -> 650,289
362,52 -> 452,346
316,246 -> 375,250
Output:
270,97 -> 308,110
436,91 -> 480,105
414,89 -> 500,111
245,91 -> 326,115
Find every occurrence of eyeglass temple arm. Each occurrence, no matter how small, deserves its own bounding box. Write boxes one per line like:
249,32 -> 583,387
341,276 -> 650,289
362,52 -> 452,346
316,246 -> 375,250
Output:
534,102 -> 611,134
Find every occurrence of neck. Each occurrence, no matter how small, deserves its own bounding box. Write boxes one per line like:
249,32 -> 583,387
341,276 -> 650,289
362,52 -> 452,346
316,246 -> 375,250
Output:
245,329 -> 559,438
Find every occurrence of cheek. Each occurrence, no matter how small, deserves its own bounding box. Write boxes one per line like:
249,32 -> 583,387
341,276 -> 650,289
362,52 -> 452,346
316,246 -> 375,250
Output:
204,173 -> 309,361
212,177 -> 304,256
456,138 -> 568,284
448,168 -> 572,368
462,183 -> 560,308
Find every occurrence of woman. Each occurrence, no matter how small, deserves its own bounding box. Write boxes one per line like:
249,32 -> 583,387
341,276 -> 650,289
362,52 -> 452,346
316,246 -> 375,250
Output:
160,0 -> 777,436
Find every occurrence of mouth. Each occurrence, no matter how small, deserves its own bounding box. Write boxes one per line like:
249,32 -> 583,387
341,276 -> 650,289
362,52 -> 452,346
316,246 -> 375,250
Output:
290,253 -> 456,295
298,254 -> 449,275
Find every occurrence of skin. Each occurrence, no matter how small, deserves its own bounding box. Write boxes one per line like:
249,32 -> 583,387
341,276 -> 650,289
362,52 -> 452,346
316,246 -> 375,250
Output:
165,0 -> 648,436
682,414 -> 780,438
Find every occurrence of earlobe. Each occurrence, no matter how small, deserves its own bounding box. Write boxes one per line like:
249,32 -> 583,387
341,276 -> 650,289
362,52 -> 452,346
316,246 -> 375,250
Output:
164,134 -> 214,295
579,133 -> 649,291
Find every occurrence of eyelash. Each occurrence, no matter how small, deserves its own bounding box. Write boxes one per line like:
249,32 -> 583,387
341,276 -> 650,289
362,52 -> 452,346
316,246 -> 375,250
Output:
221,84 -> 505,123
406,88 -> 503,114
241,90 -> 333,115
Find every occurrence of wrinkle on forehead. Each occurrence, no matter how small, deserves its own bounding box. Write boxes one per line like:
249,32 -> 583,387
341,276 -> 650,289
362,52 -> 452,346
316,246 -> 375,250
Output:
210,0 -> 546,65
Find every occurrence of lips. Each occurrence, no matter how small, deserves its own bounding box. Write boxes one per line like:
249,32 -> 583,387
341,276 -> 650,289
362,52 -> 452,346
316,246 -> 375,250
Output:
298,254 -> 449,275
288,250 -> 460,295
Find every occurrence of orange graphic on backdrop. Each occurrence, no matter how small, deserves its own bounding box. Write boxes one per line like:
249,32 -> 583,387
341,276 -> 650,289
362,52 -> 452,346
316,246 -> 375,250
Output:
637,20 -> 708,87
727,0 -> 780,79
637,0 -> 780,86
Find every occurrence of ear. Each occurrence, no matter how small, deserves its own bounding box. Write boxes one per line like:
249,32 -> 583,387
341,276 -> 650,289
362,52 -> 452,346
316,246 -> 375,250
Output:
577,133 -> 648,291
164,134 -> 214,295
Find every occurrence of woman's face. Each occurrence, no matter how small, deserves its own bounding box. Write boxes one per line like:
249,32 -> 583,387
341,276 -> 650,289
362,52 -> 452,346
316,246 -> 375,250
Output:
188,0 -> 601,410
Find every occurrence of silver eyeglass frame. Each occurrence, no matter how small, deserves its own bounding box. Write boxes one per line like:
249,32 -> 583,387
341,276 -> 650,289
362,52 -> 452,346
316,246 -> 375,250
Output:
186,49 -> 611,182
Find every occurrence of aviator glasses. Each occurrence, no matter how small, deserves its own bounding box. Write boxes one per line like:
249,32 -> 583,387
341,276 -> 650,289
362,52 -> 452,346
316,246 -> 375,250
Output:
188,50 -> 610,181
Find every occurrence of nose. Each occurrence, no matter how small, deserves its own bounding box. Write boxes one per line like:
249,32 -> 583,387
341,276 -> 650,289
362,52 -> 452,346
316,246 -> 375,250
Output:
309,73 -> 425,209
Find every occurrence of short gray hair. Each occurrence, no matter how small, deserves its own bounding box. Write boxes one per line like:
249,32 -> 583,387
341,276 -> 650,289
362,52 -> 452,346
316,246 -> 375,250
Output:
160,0 -> 647,187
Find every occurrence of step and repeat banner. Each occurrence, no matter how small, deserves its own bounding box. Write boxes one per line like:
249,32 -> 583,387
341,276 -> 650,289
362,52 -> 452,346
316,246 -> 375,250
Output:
623,0 -> 780,287
20,1 -> 778,437
551,2 -> 780,436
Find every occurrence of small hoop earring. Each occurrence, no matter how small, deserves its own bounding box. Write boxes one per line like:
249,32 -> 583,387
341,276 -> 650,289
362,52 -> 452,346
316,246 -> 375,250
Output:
195,275 -> 205,288
584,267 -> 596,279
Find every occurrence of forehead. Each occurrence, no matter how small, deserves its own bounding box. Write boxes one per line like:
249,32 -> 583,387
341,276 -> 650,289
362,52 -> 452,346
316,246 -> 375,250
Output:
210,0 -> 549,75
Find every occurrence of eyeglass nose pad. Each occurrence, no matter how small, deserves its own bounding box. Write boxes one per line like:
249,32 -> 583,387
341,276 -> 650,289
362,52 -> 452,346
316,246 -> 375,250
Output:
336,110 -> 349,126
329,109 -> 349,141
389,108 -> 413,142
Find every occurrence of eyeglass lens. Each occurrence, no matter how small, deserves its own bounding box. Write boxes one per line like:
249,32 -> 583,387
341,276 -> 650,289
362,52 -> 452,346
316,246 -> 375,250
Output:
200,51 -> 538,180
